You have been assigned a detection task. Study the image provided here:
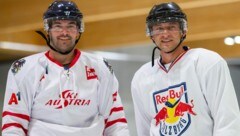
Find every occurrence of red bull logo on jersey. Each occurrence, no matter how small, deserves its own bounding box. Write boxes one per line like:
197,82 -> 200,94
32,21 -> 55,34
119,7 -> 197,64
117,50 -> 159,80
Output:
45,90 -> 91,109
153,82 -> 197,136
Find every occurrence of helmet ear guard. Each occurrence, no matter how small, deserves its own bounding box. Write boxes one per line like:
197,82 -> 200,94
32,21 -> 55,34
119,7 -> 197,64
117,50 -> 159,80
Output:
43,0 -> 84,33
146,2 -> 187,37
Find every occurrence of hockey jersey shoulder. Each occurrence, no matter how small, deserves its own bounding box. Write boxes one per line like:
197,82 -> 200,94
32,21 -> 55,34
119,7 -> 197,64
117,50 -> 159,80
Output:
80,51 -> 102,64
191,48 -> 223,59
132,61 -> 154,84
189,48 -> 224,66
9,52 -> 46,81
80,51 -> 114,76
187,48 -> 226,75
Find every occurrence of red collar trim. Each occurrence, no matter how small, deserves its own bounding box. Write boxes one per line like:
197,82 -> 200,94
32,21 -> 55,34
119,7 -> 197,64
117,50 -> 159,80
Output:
45,49 -> 81,68
158,50 -> 189,73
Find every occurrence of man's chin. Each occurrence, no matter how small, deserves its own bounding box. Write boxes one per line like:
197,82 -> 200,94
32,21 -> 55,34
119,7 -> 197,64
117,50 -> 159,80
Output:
56,46 -> 75,54
58,49 -> 73,55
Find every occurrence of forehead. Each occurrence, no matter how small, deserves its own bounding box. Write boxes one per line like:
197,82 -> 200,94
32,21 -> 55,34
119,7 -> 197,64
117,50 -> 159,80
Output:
152,22 -> 179,28
52,20 -> 77,25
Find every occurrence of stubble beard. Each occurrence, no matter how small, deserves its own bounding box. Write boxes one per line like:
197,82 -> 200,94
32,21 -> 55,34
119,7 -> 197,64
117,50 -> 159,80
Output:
51,36 -> 76,54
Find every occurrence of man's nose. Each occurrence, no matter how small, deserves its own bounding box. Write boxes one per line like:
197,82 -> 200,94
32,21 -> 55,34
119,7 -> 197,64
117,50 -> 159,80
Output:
61,28 -> 69,35
160,29 -> 170,37
162,29 -> 171,34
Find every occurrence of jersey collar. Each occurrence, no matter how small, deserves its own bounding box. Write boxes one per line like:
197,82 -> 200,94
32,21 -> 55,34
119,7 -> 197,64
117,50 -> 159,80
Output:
45,49 -> 81,68
157,49 -> 188,73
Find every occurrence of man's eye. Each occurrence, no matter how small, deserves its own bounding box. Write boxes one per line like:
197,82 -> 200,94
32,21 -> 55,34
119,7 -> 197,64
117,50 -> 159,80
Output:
68,25 -> 77,29
52,26 -> 61,29
67,26 -> 74,29
157,27 -> 164,31
53,25 -> 61,28
169,26 -> 176,30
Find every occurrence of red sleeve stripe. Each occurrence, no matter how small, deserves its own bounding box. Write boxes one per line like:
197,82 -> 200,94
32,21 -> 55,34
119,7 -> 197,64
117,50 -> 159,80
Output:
2,111 -> 30,122
112,91 -> 117,97
105,118 -> 127,128
2,123 -> 28,135
109,107 -> 123,116
112,92 -> 118,101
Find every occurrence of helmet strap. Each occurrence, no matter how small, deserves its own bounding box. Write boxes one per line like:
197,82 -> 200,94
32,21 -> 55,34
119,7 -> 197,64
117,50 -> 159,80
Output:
75,33 -> 81,45
165,33 -> 186,54
151,46 -> 160,67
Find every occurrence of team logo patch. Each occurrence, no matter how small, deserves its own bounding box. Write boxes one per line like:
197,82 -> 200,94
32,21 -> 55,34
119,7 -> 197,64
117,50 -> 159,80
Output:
11,59 -> 26,74
45,90 -> 91,109
103,59 -> 113,74
85,66 -> 98,80
153,82 -> 196,136
64,11 -> 70,16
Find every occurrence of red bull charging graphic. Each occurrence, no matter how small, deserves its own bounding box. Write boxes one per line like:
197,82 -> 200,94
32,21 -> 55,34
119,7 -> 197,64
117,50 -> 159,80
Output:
153,82 -> 197,136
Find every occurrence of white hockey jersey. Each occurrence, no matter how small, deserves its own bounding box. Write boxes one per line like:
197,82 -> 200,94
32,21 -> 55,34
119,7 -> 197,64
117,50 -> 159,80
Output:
2,49 -> 129,136
131,48 -> 240,136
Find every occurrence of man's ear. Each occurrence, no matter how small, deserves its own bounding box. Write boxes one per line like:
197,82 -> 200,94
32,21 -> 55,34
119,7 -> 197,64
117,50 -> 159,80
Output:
76,32 -> 81,39
74,32 -> 81,44
47,31 -> 50,39
183,30 -> 187,35
181,30 -> 187,38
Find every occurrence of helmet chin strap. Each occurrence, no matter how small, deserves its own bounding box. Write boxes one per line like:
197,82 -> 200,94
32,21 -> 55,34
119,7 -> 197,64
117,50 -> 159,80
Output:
36,30 -> 81,55
151,46 -> 160,67
151,33 -> 186,67
165,34 -> 186,54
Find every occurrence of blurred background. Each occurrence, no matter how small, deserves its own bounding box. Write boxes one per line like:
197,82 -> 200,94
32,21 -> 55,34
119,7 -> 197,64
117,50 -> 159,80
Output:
1,0 -> 240,135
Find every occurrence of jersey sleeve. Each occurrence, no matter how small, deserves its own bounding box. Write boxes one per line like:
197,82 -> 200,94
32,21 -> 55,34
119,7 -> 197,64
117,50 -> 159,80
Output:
131,73 -> 152,136
97,59 -> 129,136
202,60 -> 240,136
2,68 -> 30,136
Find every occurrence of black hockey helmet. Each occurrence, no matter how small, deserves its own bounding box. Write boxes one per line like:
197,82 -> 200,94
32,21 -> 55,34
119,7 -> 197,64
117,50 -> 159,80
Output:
43,0 -> 84,33
146,2 -> 187,36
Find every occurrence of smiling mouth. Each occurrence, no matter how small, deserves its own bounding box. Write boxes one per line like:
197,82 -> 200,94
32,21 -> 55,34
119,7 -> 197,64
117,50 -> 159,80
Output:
161,40 -> 172,43
59,38 -> 70,41
58,36 -> 71,40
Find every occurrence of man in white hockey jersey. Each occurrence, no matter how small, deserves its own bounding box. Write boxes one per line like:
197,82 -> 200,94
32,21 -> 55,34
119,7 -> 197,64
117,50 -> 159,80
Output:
131,2 -> 240,136
2,1 -> 129,136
